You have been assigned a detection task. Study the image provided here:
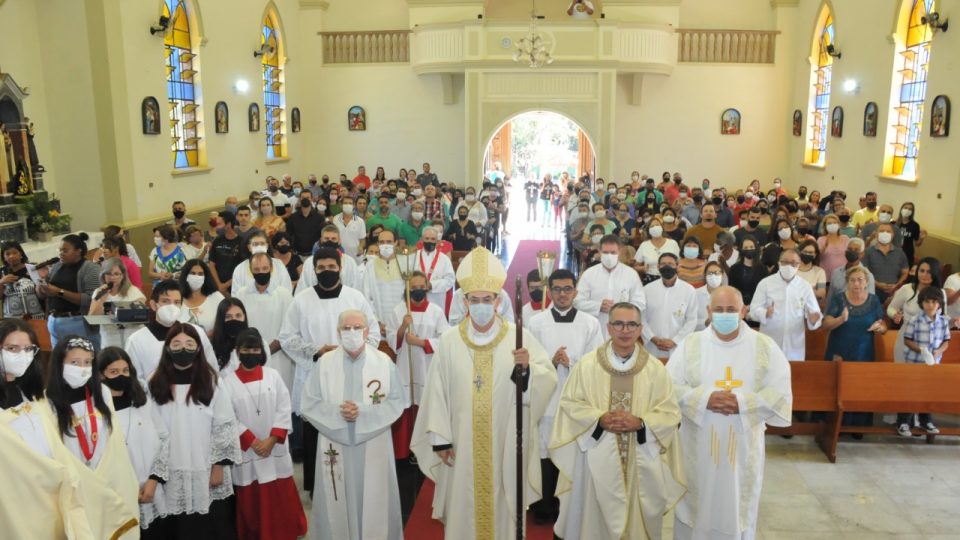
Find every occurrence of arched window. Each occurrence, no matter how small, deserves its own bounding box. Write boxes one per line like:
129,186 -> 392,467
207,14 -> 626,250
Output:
804,6 -> 834,167
262,11 -> 285,159
165,0 -> 202,169
883,0 -> 935,180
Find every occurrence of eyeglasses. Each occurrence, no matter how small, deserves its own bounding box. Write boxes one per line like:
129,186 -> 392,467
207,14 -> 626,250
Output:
550,286 -> 575,294
2,345 -> 39,355
609,321 -> 641,331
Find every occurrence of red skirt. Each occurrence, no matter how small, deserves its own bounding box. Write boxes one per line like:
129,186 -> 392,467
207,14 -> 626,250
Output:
391,405 -> 419,459
235,477 -> 307,540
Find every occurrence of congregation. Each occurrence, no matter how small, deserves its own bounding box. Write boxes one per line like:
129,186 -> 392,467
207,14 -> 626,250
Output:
1,163 -> 957,540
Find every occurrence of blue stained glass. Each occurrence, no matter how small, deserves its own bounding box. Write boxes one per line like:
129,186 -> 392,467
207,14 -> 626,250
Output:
175,151 -> 187,168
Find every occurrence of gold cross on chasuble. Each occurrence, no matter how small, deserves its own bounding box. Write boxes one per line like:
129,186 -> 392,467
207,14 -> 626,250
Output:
714,366 -> 743,391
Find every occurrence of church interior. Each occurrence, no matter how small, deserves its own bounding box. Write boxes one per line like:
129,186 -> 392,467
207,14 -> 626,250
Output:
1,0 -> 960,538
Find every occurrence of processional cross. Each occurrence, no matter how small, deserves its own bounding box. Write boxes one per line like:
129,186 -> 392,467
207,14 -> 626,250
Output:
324,444 -> 340,501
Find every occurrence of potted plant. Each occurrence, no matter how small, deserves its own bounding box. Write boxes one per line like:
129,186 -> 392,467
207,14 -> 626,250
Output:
21,194 -> 70,242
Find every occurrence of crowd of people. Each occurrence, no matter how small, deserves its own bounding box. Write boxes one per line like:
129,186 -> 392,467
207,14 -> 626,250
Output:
0,162 -> 956,539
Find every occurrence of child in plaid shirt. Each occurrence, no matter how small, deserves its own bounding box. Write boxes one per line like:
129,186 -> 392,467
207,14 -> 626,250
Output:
898,286 -> 950,436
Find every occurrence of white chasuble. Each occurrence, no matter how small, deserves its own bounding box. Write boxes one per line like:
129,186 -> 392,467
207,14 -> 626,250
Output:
666,324 -> 792,540
300,345 -> 406,540
410,318 -> 557,540
550,344 -> 685,540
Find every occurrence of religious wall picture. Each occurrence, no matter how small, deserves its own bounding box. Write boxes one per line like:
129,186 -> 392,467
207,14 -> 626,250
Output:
248,103 -> 260,132
141,97 -> 161,135
863,102 -> 878,137
291,107 -> 301,133
348,105 -> 366,131
721,108 -> 740,135
831,106 -> 843,137
215,101 -> 229,134
931,95 -> 950,138
792,110 -> 802,136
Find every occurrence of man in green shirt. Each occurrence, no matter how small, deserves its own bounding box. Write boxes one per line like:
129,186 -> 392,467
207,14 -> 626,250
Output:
366,194 -> 403,233
398,200 -> 429,247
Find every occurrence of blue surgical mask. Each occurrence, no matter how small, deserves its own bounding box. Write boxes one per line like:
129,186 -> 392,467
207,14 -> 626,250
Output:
711,312 -> 741,335
683,247 -> 699,259
468,303 -> 496,326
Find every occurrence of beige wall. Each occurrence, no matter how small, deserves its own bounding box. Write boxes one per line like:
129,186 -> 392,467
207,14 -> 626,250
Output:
485,0 -> 602,20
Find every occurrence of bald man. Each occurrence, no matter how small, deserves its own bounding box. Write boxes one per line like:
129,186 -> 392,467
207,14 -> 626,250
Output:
666,286 -> 792,540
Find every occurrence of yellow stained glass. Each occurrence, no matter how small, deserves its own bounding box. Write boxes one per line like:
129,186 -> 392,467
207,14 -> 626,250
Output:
165,0 -> 201,169
262,11 -> 285,159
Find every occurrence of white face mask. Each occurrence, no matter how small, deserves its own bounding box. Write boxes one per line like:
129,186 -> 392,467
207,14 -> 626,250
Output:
465,194 -> 476,202
778,228 -> 792,240
62,364 -> 93,389
767,195 -> 777,203
706,274 -> 723,289
648,225 -> 663,238
186,274 -> 205,291
826,223 -> 840,234
1,350 -> 35,378
411,211 -> 424,221
153,237 -> 163,247
663,215 -> 676,224
900,208 -> 912,218
250,245 -> 268,255
779,265 -> 798,281
317,204 -> 327,213
412,189 -> 423,197
591,234 -> 603,244
600,253 -> 619,269
878,231 -> 893,245
342,204 -> 354,214
340,329 -> 366,352
379,244 -> 395,259
156,303 -> 182,326
878,212 -> 892,224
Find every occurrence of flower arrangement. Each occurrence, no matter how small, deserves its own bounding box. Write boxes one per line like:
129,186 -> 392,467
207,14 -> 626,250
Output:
20,193 -> 71,238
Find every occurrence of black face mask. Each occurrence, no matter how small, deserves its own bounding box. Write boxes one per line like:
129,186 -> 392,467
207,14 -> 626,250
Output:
275,244 -> 292,254
223,319 -> 246,339
673,178 -> 682,184
320,241 -> 340,250
253,272 -> 271,286
238,353 -> 263,369
800,253 -> 816,264
866,201 -> 877,210
741,249 -> 757,259
659,265 -> 678,280
529,288 -> 543,303
269,185 -> 278,192
422,242 -> 436,252
410,289 -> 428,302
693,195 -> 703,204
839,215 -> 851,223
798,228 -> 811,236
458,213 -> 468,221
317,270 -> 340,289
712,197 -> 723,206
799,191 -> 807,198
168,348 -> 197,367
102,374 -> 131,393
737,196 -> 746,204
747,219 -> 760,228
301,199 -> 312,209
845,250 -> 860,263
173,210 -> 185,220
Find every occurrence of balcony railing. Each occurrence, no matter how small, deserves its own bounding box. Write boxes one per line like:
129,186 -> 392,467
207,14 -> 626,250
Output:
319,31 -> 411,64
677,29 -> 778,64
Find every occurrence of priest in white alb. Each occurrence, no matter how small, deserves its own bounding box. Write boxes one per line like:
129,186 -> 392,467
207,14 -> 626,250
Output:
300,309 -> 406,540
641,253 -> 699,360
575,234 -> 646,339
747,248 -> 822,361
549,302 -> 685,540
667,286 -> 792,540
362,229 -> 406,327
411,246 -> 557,539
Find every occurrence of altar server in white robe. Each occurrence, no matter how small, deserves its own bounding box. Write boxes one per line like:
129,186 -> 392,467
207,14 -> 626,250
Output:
230,231 -> 292,295
294,225 -> 360,295
126,279 -> 218,378
43,336 -> 140,539
641,253 -> 699,360
278,247 -> 381,495
385,270 -> 450,459
550,302 -> 685,540
416,226 -> 456,316
521,269 -> 552,327
99,346 -> 169,537
362,229 -> 407,327
234,253 -> 295,392
300,309 -> 406,540
575,234 -> 646,339
411,247 -> 557,540
527,268 -> 603,524
448,287 -> 515,325
667,286 -> 792,540
225,329 -> 307,540
748,248 -> 822,361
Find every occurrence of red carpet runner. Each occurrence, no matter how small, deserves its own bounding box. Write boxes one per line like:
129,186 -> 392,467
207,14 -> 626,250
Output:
404,480 -> 555,540
503,240 -> 562,302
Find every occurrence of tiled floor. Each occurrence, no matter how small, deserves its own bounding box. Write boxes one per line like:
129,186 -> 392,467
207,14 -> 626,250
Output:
293,431 -> 960,539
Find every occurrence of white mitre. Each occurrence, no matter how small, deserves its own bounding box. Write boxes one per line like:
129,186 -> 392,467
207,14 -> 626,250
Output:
456,247 -> 506,294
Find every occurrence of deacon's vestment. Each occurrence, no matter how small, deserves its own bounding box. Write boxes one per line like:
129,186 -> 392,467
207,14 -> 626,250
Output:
362,256 -> 407,322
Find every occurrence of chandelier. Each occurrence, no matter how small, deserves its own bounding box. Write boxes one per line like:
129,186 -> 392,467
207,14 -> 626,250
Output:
512,0 -> 554,68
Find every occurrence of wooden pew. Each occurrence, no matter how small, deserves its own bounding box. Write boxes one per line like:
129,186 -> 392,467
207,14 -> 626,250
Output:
766,361 -> 841,462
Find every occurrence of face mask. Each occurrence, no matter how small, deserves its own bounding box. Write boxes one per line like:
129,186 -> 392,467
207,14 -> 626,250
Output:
901,208 -> 913,218
156,304 -> 182,326
529,289 -> 543,303
300,199 -> 312,209
747,219 -> 760,228
397,192 -> 407,200
339,328 -> 366,352
741,249 -> 757,259
679,192 -> 688,199
1,350 -> 34,378
778,228 -> 792,240
412,189 -> 423,197
103,374 -> 131,393
767,195 -> 776,203
591,234 -> 603,244
168,348 -> 197,368
737,196 -> 746,204
600,253 -> 619,269
225,204 -> 238,215
839,215 -> 851,224
293,188 -> 302,196
659,265 -> 678,279
465,194 -> 476,202
330,195 -> 338,202
468,303 -> 496,326
683,247 -> 699,259
317,204 -> 327,213
379,244 -> 395,259
878,212 -> 892,224
411,211 -> 424,221
342,204 -> 354,214
173,210 -> 185,220
648,225 -> 663,238
458,212 -> 469,220
867,201 -> 877,210
253,272 -> 271,286
186,274 -> 205,291
779,265 -> 798,281
800,253 -> 816,265
693,195 -> 703,204
269,185 -> 279,192
62,364 -> 93,389
410,289 -> 428,302
799,191 -> 807,198
712,197 -> 723,206
845,250 -> 860,263
826,223 -> 840,234
422,242 -> 436,252
663,215 -> 676,224
154,237 -> 163,247
223,319 -> 246,339
238,353 -> 262,369
250,245 -> 268,255
317,270 -> 340,289
673,177 -> 682,185
706,273 -> 723,289
276,244 -> 292,255
878,232 -> 893,245
712,312 -> 740,335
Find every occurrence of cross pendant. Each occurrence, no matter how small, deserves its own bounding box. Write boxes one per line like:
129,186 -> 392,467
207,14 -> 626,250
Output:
714,366 -> 743,392
473,374 -> 483,391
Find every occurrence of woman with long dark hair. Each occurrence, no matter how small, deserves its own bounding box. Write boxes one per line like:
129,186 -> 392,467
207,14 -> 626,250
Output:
147,322 -> 241,539
0,318 -> 45,435
1,240 -> 44,320
887,257 -> 945,363
180,259 -> 225,335
211,297 -> 250,372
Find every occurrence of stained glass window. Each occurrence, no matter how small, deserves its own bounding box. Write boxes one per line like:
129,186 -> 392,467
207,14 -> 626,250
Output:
262,13 -> 285,159
805,11 -> 833,166
885,0 -> 935,179
165,0 -> 201,169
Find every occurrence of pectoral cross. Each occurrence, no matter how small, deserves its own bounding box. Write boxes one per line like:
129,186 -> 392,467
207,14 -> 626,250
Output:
473,374 -> 483,391
714,366 -> 743,391
324,444 -> 340,501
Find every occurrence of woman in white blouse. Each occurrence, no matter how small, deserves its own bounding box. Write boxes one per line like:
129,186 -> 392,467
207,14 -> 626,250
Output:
634,215 -> 679,276
797,239 -> 827,304
179,225 -> 210,263
179,259 -> 225,336
887,257 -> 946,362
88,257 -> 147,348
